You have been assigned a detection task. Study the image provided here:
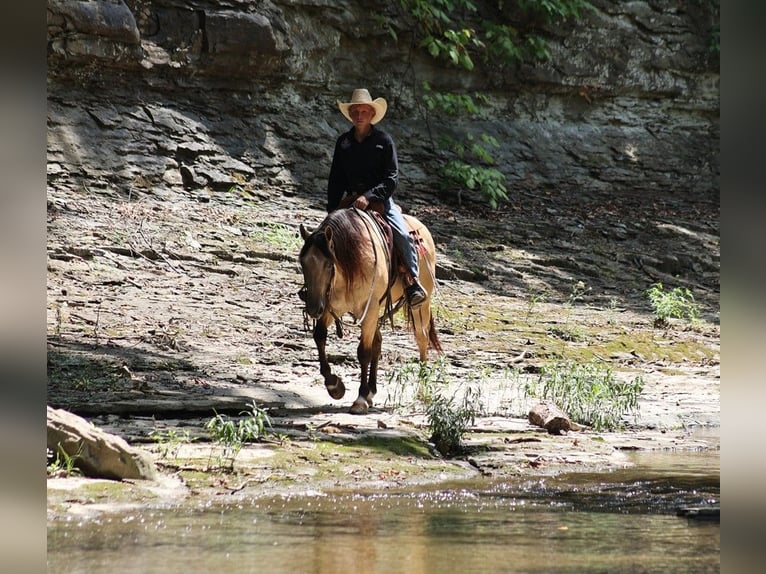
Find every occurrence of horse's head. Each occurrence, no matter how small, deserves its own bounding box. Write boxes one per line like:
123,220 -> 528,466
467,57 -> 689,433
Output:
299,223 -> 335,319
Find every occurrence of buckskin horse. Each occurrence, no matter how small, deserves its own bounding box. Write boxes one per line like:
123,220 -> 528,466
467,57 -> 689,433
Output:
298,207 -> 442,414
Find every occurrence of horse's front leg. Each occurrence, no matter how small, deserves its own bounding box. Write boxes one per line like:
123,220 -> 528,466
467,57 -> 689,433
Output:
350,323 -> 382,415
368,326 -> 383,401
313,316 -> 345,400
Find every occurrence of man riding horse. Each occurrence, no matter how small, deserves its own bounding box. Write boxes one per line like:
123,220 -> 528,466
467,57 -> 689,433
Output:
326,88 -> 428,309
296,88 -> 440,413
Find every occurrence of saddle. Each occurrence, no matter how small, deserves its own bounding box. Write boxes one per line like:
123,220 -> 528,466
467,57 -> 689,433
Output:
338,194 -> 422,288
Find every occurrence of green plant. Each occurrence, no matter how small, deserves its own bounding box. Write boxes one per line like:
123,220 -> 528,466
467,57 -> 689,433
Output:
250,222 -> 302,253
549,280 -> 589,343
440,138 -> 508,209
401,0 -> 594,70
568,280 -> 589,305
384,356 -> 449,411
646,282 -> 700,327
47,444 -> 83,478
421,83 -> 508,209
422,89 -> 487,116
427,386 -> 480,456
150,427 -> 193,460
525,291 -> 548,322
205,401 -> 272,470
399,2 -> 594,209
709,24 -> 719,53
525,360 -> 644,431
518,0 -> 594,20
73,374 -> 94,391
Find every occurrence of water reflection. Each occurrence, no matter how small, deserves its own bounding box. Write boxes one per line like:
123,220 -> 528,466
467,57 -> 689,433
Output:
48,451 -> 719,574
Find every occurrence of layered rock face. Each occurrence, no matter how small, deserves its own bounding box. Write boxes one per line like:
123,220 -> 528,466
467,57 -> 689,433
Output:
47,0 -> 718,211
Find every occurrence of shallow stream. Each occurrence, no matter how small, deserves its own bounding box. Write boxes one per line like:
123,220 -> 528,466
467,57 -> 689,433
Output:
47,449 -> 719,573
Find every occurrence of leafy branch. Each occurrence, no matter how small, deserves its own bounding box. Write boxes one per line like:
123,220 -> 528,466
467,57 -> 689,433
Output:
398,0 -> 594,208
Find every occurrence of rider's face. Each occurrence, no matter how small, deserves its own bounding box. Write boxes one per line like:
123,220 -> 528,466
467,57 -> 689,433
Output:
349,104 -> 375,127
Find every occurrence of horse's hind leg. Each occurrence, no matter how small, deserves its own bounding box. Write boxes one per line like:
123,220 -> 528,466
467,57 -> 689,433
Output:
350,323 -> 381,414
314,317 -> 345,400
410,304 -> 432,363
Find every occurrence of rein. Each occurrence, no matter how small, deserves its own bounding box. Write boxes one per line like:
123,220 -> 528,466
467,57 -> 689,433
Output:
352,207 -> 389,325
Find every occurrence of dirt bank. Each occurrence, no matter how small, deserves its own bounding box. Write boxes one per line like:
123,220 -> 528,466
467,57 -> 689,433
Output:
46,179 -> 719,517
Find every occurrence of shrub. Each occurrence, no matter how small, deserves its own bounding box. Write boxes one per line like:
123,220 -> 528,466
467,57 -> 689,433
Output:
525,360 -> 644,431
427,387 -> 479,456
646,282 -> 700,327
205,401 -> 272,470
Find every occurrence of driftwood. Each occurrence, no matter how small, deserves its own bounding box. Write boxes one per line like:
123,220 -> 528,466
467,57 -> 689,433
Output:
528,401 -> 573,435
676,505 -> 720,521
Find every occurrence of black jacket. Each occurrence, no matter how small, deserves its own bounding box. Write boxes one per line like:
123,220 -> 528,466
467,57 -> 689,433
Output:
326,125 -> 399,212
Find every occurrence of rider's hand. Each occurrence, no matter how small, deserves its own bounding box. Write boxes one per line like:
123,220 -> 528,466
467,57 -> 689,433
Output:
353,195 -> 369,210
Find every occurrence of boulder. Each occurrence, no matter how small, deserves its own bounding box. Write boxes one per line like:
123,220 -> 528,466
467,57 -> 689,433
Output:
47,406 -> 157,481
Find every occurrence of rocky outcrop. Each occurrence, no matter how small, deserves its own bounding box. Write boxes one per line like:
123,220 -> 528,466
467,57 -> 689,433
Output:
47,0 -> 141,61
46,0 -> 719,206
47,406 -> 157,480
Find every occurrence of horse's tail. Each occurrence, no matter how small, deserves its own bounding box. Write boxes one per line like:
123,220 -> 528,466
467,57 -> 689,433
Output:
428,315 -> 442,352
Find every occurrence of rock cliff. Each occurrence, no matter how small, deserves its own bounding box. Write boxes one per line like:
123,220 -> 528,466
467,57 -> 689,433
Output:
47,0 -> 719,206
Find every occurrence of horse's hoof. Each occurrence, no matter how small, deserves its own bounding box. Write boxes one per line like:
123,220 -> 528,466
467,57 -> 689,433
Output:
326,376 -> 346,400
349,398 -> 369,415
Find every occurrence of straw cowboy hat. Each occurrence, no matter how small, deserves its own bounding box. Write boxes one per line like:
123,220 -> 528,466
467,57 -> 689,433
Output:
337,88 -> 388,125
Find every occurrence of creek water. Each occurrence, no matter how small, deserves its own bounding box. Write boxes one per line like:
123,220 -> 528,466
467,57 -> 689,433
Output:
47,449 -> 719,574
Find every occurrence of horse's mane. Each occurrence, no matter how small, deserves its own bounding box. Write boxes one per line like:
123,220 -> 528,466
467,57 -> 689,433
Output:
304,209 -> 369,289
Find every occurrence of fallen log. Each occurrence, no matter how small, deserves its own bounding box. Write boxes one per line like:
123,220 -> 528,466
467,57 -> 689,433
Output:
677,505 -> 720,522
528,401 -> 573,435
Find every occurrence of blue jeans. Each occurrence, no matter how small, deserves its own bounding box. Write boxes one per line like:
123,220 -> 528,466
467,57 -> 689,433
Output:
382,198 -> 419,281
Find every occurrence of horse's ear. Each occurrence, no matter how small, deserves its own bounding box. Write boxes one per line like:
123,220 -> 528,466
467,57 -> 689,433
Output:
324,226 -> 334,250
300,223 -> 310,241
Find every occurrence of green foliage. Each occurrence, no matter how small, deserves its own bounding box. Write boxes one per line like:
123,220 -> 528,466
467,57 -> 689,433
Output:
422,86 -> 487,116
525,290 -> 549,323
401,0 -> 594,69
426,387 -> 479,456
250,222 -> 302,253
205,401 -> 272,470
547,280 -> 590,343
47,444 -> 83,478
482,22 -> 523,61
709,25 -> 719,53
150,427 -> 193,461
384,357 -> 480,457
442,160 -> 508,209
400,2 -> 594,209
646,282 -> 700,327
525,360 -> 644,431
421,27 -> 482,70
518,0 -> 594,20
384,356 -> 449,411
427,88 -> 508,208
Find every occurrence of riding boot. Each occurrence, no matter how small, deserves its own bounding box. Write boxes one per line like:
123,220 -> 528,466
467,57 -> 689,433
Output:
405,277 -> 427,308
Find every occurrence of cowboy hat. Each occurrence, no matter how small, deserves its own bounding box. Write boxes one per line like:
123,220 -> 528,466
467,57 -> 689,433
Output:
337,88 -> 387,124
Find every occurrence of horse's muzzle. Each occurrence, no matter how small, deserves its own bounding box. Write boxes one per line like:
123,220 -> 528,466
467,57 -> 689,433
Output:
298,285 -> 328,318
304,305 -> 324,319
